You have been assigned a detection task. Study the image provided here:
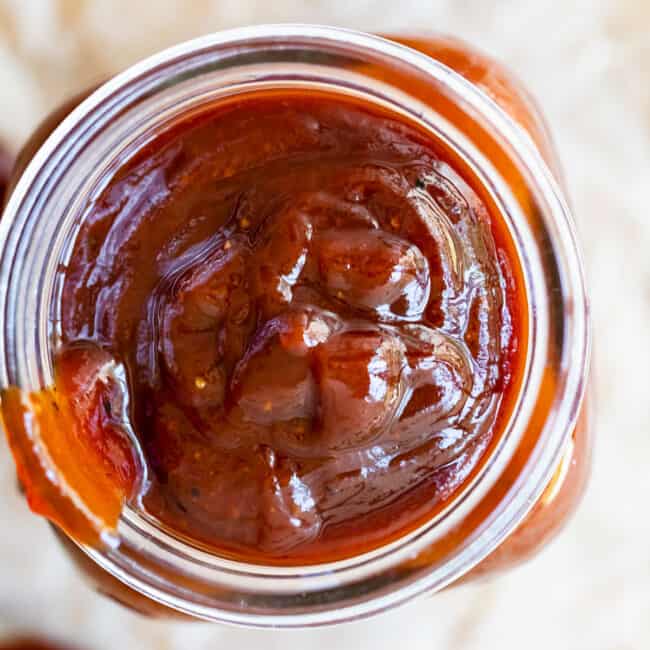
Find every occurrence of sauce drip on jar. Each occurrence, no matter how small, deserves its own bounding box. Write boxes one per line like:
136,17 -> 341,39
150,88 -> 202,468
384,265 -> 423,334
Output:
6,92 -> 526,562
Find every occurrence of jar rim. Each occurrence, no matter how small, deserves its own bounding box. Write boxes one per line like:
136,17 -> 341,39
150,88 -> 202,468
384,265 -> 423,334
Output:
0,24 -> 590,626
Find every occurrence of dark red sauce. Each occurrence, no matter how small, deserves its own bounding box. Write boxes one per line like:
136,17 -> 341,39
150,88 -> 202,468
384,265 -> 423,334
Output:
10,91 -> 525,562
0,640 -> 77,650
0,142 -> 12,207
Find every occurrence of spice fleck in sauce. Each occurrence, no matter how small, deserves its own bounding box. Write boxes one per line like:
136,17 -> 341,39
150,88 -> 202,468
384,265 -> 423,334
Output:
3,92 -> 526,563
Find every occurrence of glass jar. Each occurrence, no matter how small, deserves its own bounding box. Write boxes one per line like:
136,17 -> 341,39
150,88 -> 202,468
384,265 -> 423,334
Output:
0,25 -> 590,626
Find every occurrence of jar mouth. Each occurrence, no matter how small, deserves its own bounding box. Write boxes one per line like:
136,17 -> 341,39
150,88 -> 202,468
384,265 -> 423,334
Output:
0,24 -> 589,626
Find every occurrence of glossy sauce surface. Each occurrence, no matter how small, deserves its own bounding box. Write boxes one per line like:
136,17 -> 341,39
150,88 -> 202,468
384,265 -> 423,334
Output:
47,92 -> 524,562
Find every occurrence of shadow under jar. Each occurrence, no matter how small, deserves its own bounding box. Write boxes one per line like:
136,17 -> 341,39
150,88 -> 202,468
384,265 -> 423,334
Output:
0,26 -> 591,626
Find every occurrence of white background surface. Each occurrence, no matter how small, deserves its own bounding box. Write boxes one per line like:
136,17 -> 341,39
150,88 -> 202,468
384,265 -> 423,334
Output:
1,1 -> 649,648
